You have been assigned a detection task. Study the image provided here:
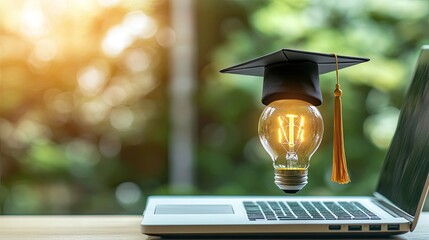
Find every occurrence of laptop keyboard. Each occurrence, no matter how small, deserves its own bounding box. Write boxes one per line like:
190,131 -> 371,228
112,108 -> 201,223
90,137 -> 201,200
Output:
243,201 -> 381,221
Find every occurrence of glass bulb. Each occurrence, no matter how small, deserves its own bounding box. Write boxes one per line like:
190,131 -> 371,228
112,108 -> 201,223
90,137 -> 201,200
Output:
258,99 -> 324,193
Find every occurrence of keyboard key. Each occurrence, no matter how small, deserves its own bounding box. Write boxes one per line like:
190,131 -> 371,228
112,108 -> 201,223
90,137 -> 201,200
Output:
324,202 -> 352,219
287,202 -> 312,219
257,202 -> 276,217
352,202 -> 380,219
279,202 -> 294,216
268,201 -> 287,217
313,203 -> 336,219
312,202 -> 337,220
243,202 -> 265,220
339,202 -> 370,220
301,202 -> 324,219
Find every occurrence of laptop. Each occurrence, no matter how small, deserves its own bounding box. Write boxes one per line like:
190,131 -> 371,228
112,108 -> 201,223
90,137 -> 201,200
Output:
141,46 -> 429,237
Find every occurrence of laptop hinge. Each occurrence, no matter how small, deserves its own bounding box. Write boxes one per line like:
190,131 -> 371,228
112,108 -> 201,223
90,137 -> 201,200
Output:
373,192 -> 414,222
374,173 -> 429,232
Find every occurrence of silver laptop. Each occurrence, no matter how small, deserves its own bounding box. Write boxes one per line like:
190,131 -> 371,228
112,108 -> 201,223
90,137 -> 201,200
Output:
141,46 -> 429,237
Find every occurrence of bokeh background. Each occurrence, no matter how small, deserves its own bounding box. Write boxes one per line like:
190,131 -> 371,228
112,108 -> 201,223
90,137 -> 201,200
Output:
0,0 -> 428,214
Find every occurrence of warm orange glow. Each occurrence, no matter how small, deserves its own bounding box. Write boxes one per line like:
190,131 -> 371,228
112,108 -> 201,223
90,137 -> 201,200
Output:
286,114 -> 297,147
0,0 -> 169,148
277,113 -> 306,151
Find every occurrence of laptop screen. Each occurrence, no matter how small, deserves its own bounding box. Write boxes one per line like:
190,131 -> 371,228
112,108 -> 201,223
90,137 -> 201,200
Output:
376,47 -> 429,217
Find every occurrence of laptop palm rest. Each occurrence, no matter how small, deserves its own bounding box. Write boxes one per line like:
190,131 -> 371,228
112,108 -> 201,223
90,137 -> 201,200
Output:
155,204 -> 234,214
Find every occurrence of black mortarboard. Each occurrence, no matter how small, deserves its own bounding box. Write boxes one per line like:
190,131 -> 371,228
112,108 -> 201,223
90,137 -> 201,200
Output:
220,48 -> 369,106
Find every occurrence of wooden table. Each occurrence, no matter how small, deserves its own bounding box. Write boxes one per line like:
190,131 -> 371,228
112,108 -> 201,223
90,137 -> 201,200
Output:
0,213 -> 428,239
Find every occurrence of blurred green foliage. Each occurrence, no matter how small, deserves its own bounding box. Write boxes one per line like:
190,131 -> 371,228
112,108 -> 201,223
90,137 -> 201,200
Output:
0,0 -> 428,214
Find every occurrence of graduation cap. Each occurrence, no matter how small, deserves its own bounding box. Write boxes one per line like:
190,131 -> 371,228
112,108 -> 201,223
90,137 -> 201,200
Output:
220,48 -> 369,190
220,48 -> 369,106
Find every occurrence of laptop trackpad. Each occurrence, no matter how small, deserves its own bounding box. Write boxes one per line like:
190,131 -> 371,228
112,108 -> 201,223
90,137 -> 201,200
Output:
155,204 -> 234,214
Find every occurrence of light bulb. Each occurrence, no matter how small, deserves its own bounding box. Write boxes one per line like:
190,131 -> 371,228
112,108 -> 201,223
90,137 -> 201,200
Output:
258,99 -> 324,193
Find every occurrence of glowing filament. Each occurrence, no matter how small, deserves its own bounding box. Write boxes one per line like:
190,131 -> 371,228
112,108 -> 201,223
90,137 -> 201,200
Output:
286,114 -> 297,147
278,115 -> 305,151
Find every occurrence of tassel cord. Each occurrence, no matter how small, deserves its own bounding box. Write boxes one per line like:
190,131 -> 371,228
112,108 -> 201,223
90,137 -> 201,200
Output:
331,54 -> 350,184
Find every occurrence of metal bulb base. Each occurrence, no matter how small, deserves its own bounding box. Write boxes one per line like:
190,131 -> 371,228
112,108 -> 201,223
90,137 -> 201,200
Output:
274,169 -> 308,194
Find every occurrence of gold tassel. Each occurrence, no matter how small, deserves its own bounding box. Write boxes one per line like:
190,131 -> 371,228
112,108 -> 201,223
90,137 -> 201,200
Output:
332,54 -> 350,184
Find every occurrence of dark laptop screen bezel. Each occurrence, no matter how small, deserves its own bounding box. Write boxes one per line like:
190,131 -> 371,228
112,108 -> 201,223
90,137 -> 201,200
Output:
375,47 -> 429,222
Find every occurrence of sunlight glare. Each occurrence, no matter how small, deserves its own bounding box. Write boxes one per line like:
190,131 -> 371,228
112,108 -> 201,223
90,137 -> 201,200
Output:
80,100 -> 109,125
20,1 -> 49,37
77,66 -> 107,96
125,50 -> 150,72
123,11 -> 158,39
102,11 -> 158,56
102,85 -> 128,106
97,0 -> 120,8
102,26 -> 133,57
156,27 -> 176,47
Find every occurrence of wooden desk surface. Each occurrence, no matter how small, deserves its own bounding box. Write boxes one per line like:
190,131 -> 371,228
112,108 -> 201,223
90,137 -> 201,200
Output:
0,213 -> 428,240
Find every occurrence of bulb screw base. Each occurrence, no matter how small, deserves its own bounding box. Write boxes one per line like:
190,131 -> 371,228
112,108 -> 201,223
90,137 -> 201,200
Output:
274,169 -> 308,194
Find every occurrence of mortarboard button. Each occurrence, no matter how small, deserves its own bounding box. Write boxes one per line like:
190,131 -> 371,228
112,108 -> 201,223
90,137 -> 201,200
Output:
220,48 -> 369,106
